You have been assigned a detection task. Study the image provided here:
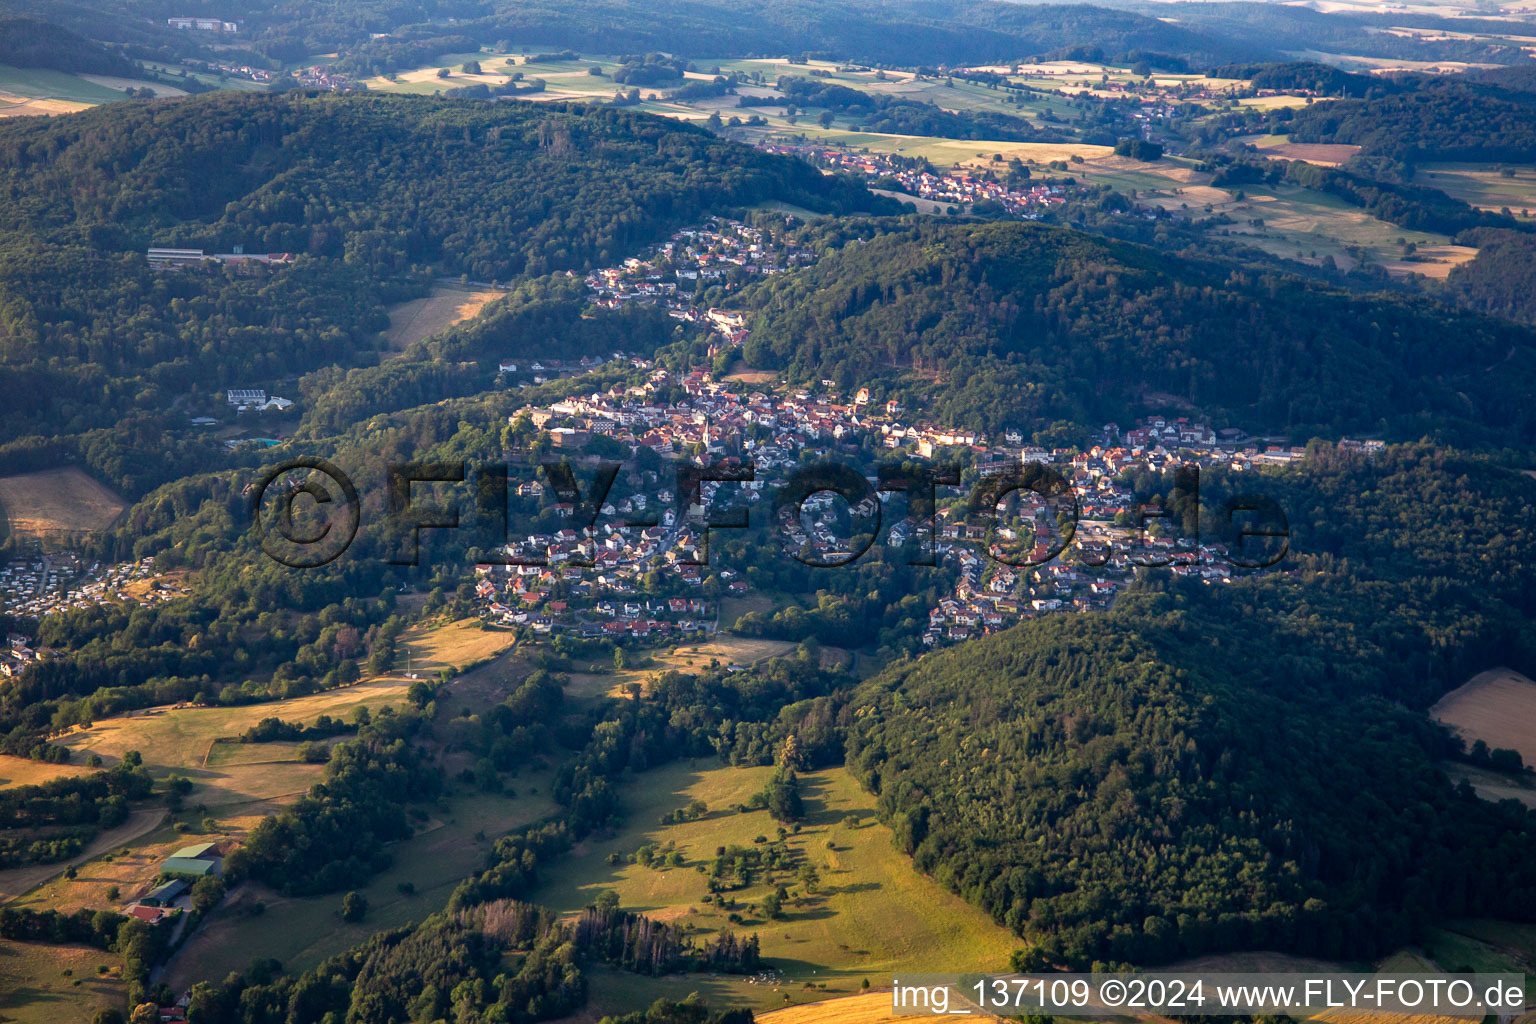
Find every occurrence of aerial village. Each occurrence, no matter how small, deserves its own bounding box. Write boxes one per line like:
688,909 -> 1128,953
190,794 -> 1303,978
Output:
757,143 -> 1093,217
477,218 -> 1385,648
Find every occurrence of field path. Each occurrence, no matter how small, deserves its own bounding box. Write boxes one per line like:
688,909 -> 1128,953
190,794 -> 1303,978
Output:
0,807 -> 165,902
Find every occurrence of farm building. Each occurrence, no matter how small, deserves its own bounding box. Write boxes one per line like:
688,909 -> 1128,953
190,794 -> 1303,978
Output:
161,857 -> 215,877
141,879 -> 187,906
160,841 -> 222,878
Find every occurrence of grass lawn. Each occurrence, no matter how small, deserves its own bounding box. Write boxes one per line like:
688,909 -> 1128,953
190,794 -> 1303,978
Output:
527,761 -> 1016,993
0,940 -> 124,1024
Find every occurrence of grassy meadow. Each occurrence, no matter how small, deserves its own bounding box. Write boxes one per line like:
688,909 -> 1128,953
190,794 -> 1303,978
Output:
527,761 -> 1017,994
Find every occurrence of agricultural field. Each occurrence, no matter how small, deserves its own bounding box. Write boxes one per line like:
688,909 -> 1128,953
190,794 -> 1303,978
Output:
561,636 -> 848,699
383,284 -> 507,356
0,753 -> 93,788
1237,134 -> 1363,167
526,761 -> 1018,994
1179,183 -> 1471,276
53,618 -> 517,768
0,64 -> 133,106
13,814 -> 223,914
755,991 -> 899,1024
0,806 -> 165,903
0,939 -> 125,1024
0,468 -> 125,542
1420,163 -> 1536,217
1431,667 -> 1536,767
362,51 -> 623,100
164,783 -> 560,987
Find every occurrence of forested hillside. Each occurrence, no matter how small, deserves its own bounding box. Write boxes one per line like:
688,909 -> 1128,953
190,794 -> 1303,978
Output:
0,91 -> 888,485
735,219 -> 1536,443
0,14 -> 134,74
1286,80 -> 1536,167
848,448 -> 1536,967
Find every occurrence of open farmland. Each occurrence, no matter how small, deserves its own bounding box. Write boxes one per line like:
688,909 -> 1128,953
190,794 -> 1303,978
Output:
527,761 -> 1017,988
756,992 -> 895,1024
0,753 -> 93,788
562,636 -> 848,699
0,468 -> 125,541
0,939 -> 124,1024
165,783 -> 560,987
0,806 -> 165,903
1431,667 -> 1536,767
384,284 -> 507,356
1421,163 -> 1536,217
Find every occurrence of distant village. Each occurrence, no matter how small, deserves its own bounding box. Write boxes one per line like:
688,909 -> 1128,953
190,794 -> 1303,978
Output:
759,143 -> 1092,217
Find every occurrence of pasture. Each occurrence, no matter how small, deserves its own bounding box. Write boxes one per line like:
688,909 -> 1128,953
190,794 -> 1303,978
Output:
1421,163 -> 1536,217
165,783 -> 559,987
526,761 -> 1017,988
0,940 -> 124,1024
561,636 -> 845,699
0,468 -> 125,541
1431,667 -> 1536,767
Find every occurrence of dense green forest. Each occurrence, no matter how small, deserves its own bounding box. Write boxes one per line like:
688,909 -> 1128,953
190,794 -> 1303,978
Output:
1445,229 -> 1536,326
319,0 -> 1264,76
0,90 -> 889,483
1286,79 -> 1536,167
0,14 -> 135,74
848,446 -> 1536,967
732,218 -> 1536,443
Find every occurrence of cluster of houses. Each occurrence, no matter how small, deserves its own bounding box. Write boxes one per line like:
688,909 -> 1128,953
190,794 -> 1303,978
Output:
760,144 -> 1087,218
294,65 -> 361,91
486,369 -> 1345,645
0,555 -> 169,635
0,631 -> 37,680
583,217 -> 813,345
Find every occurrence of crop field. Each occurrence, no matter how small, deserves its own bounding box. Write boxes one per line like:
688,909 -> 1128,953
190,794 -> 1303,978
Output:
0,940 -> 124,1024
756,991 -> 903,1024
384,284 -> 506,355
1431,667 -> 1536,767
393,616 -> 519,675
165,783 -> 559,987
1239,134 -> 1363,166
0,65 -> 130,104
0,468 -> 125,541
1421,163 -> 1536,216
526,761 -> 1017,991
363,52 -> 622,100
